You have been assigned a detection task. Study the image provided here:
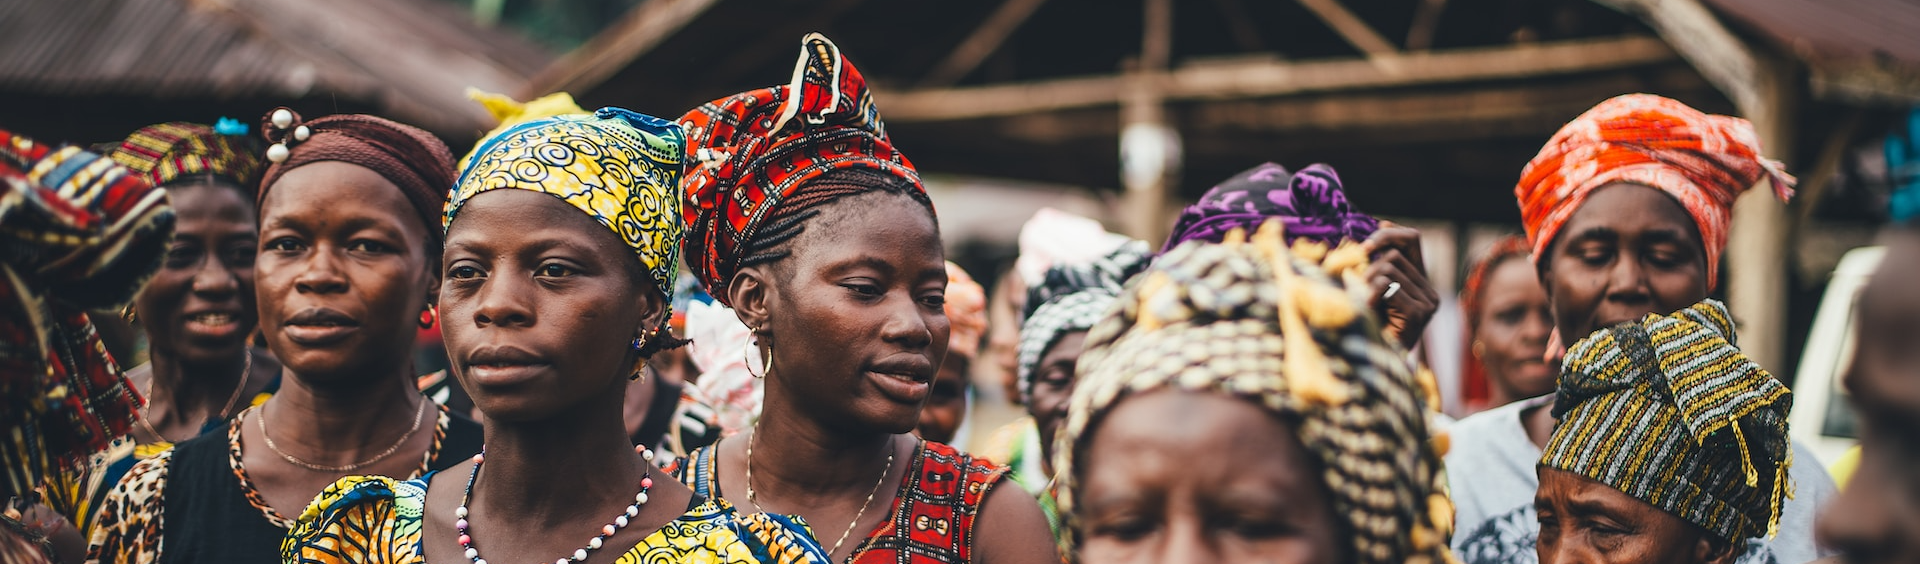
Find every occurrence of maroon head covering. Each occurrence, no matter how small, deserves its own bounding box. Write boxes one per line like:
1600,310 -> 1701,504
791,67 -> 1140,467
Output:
256,108 -> 454,245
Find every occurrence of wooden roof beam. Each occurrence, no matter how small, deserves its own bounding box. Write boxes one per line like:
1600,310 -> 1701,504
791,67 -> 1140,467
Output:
1295,0 -> 1399,64
918,0 -> 1050,88
876,35 -> 1677,122
526,0 -> 722,98
1591,0 -> 1773,116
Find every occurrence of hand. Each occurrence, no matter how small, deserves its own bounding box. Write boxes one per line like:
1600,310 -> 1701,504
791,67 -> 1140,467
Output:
1363,222 -> 1439,349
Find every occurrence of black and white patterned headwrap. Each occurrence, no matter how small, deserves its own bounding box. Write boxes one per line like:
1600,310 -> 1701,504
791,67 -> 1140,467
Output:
1014,240 -> 1151,403
1055,222 -> 1459,564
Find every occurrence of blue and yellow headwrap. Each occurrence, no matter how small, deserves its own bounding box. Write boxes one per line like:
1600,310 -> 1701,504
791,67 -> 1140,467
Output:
448,91 -> 687,327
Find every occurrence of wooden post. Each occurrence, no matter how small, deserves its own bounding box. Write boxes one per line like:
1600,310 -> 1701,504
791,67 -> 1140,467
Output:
1120,0 -> 1177,243
1726,59 -> 1795,375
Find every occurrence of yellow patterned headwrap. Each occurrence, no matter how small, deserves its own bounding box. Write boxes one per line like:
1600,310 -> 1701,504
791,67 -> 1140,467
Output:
449,91 -> 687,322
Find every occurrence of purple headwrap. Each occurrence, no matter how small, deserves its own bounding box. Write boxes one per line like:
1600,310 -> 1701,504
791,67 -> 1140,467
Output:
1161,162 -> 1379,253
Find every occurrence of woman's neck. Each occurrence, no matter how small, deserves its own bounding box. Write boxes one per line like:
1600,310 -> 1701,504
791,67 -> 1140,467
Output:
748,387 -> 899,496
144,348 -> 248,424
265,361 -> 424,453
475,391 -> 647,523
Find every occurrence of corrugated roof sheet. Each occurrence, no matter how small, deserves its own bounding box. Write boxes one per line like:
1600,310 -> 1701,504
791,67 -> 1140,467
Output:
0,0 -> 552,134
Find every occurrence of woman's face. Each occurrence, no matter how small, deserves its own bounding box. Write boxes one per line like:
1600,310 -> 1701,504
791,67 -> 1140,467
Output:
1078,389 -> 1343,564
1543,183 -> 1708,346
1473,256 -> 1554,401
135,181 -> 258,365
440,190 -> 660,422
256,161 -> 434,382
1817,229 -> 1920,564
751,190 -> 949,435
915,352 -> 970,444
1029,330 -> 1087,469
1535,466 -> 1733,564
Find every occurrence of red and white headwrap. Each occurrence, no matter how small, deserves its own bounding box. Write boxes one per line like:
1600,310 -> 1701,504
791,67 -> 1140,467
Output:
1515,94 -> 1795,289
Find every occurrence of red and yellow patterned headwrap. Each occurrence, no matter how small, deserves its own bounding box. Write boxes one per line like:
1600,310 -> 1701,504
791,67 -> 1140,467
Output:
679,33 -> 925,304
102,121 -> 264,190
1515,94 -> 1794,289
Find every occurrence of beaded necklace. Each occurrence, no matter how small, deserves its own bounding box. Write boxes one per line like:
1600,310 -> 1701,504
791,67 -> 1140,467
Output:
455,446 -> 658,564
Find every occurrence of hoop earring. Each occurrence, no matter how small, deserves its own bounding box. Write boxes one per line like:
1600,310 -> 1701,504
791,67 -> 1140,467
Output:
418,305 -> 436,329
745,341 -> 772,379
1471,339 -> 1486,359
627,332 -> 652,380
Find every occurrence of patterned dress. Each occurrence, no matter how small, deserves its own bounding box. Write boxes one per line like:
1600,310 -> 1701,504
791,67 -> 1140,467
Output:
281,474 -> 828,564
85,404 -> 482,564
677,440 -> 1006,564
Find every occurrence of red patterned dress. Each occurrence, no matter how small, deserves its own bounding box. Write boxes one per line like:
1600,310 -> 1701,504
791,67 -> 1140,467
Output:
676,440 -> 1006,563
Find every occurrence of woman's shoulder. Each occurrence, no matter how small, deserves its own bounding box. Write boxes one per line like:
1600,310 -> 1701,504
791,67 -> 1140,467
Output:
281,475 -> 431,564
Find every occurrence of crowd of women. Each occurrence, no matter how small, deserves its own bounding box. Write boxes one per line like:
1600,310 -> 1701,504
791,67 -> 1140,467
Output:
2,32 -> 1917,564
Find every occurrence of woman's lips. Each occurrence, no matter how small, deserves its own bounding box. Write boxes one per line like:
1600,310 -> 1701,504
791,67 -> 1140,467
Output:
465,346 -> 552,387
182,312 -> 244,340
867,370 -> 931,405
282,308 -> 360,346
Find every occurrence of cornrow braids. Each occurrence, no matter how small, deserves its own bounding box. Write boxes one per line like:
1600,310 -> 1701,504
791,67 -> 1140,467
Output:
734,167 -> 934,274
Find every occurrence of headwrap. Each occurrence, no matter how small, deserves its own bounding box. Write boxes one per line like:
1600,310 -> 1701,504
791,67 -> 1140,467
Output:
1015,241 -> 1151,403
944,262 -> 988,360
1459,235 -> 1533,327
101,121 -> 264,190
448,91 -> 686,328
680,33 -> 926,305
1543,299 -> 1791,544
0,130 -> 173,496
1516,94 -> 1795,289
1015,208 -> 1132,287
1162,162 -> 1379,253
1057,222 -> 1454,564
257,108 -> 455,247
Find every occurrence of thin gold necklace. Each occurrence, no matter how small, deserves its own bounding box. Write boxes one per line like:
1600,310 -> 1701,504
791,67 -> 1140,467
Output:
746,425 -> 894,561
258,396 -> 426,473
137,348 -> 251,443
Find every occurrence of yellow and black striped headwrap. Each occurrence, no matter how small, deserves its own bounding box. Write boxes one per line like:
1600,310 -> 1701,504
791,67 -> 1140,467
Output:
1544,299 -> 1792,543
1055,221 -> 1458,564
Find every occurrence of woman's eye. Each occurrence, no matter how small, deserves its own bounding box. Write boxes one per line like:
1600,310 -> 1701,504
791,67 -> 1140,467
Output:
920,294 -> 947,307
348,240 -> 392,253
264,238 -> 303,252
1090,517 -> 1157,541
843,283 -> 883,297
165,246 -> 201,267
536,264 -> 574,277
448,265 -> 484,280
1227,518 -> 1289,539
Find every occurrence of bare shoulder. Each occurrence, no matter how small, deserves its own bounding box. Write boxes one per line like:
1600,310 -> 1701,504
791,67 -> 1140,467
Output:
973,480 -> 1061,564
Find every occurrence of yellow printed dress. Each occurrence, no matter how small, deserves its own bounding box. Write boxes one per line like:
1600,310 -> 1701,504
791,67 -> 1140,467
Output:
283,475 -> 829,564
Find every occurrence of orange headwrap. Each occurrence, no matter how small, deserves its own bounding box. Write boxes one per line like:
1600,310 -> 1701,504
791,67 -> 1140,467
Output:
1516,94 -> 1794,289
944,261 -> 987,360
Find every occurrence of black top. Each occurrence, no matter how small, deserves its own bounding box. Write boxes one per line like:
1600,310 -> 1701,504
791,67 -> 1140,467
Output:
157,406 -> 482,564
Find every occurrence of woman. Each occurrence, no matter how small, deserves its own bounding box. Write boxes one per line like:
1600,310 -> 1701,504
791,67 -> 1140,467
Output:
2,130 -> 173,564
1457,236 -> 1551,412
1535,301 -> 1789,564
913,262 -> 987,446
1055,223 -> 1455,564
672,33 -> 1058,564
284,94 -> 823,563
1446,94 -> 1831,564
61,122 -> 283,532
88,109 -> 483,563
1008,242 -> 1149,543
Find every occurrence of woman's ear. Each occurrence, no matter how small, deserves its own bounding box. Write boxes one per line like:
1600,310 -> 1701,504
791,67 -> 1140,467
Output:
729,267 -> 772,337
1695,535 -> 1739,564
632,278 -> 669,337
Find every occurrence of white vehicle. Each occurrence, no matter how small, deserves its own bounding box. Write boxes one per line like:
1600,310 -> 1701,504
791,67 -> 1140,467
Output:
1787,246 -> 1883,467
